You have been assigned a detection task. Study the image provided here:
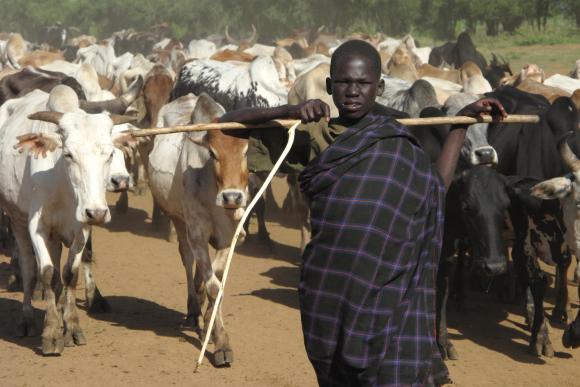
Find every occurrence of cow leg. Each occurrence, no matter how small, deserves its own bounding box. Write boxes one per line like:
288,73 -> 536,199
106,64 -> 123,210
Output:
562,286 -> 580,348
527,270 -> 554,357
248,172 -> 271,245
208,247 -> 234,366
188,235 -> 233,366
115,191 -> 129,214
574,256 -> 580,284
174,219 -> 203,331
152,199 -> 176,242
552,254 -> 572,325
82,233 -> 110,313
436,254 -> 459,361
29,213 -> 65,355
12,225 -> 39,337
7,246 -> 22,292
62,227 -> 90,347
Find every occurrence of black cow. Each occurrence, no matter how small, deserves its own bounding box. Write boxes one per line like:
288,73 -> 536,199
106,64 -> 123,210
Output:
417,91 -> 578,360
429,32 -> 487,70
0,68 -> 86,106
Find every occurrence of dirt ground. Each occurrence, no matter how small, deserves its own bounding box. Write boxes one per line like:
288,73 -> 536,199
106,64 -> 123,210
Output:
1,180 -> 580,387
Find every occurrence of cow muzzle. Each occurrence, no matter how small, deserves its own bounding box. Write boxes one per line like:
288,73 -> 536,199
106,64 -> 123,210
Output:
84,208 -> 110,225
216,189 -> 247,209
472,146 -> 498,166
108,174 -> 131,192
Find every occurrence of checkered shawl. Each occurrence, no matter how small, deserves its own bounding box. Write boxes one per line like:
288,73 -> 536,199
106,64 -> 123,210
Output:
299,112 -> 448,386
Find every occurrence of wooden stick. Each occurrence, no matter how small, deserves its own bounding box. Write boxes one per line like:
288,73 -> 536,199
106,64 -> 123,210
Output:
129,114 -> 542,137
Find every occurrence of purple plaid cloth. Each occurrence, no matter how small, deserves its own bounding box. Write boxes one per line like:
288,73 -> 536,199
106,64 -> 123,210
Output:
299,112 -> 448,387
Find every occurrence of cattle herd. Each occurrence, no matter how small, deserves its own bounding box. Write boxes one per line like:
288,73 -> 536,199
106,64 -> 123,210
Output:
1,23 -> 580,375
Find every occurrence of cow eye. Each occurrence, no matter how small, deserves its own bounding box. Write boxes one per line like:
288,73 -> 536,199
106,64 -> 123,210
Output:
209,149 -> 217,160
64,153 -> 73,161
108,151 -> 114,161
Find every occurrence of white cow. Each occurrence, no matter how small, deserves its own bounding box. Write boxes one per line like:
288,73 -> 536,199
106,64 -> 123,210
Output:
544,74 -> 580,95
148,93 -> 249,366
0,85 -> 136,354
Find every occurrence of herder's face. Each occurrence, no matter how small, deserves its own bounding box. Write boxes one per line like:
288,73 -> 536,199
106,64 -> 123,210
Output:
326,56 -> 385,121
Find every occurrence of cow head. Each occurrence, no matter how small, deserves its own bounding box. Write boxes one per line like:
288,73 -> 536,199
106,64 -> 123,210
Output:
531,141 -> 580,281
444,93 -> 497,166
453,166 -> 509,275
188,94 -> 248,219
19,110 -> 137,225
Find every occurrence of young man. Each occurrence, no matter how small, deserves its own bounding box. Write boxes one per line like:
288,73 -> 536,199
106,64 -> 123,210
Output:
220,40 -> 506,386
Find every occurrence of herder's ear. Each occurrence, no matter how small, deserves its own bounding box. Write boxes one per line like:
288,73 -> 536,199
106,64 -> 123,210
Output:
14,132 -> 63,159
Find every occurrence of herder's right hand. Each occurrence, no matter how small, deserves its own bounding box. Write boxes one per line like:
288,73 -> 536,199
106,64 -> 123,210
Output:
288,99 -> 331,124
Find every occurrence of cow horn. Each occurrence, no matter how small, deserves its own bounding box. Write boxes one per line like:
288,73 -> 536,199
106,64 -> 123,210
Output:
559,141 -> 580,172
79,75 -> 143,115
110,114 -> 138,126
225,25 -> 237,45
248,24 -> 257,45
28,111 -> 64,125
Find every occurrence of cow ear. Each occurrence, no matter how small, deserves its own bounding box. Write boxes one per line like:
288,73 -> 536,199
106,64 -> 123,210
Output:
531,177 -> 573,200
14,132 -> 63,159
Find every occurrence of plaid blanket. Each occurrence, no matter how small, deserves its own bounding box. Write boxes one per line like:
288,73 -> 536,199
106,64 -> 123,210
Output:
299,112 -> 448,386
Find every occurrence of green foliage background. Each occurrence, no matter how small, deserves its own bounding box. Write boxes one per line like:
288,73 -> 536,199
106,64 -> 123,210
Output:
0,0 -> 578,41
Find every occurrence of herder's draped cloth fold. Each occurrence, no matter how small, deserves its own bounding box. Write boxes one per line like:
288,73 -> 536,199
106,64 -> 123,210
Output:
298,112 -> 448,386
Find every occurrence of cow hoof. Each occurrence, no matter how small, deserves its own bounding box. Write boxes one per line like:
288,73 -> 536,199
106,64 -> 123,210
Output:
256,231 -> 273,248
88,289 -> 111,314
562,326 -> 580,349
447,345 -> 459,361
7,274 -> 23,292
550,309 -> 570,326
529,341 -> 554,358
439,343 -> 459,361
64,329 -> 87,347
42,336 -> 64,355
213,348 -> 234,367
14,316 -> 38,337
181,315 -> 202,332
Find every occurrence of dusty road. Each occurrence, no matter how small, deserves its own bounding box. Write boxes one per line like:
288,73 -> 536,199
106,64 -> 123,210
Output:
1,183 -> 579,387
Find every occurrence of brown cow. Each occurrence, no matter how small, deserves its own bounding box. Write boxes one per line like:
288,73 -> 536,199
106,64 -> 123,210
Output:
386,45 -> 418,82
517,78 -> 569,103
417,63 -> 461,84
210,49 -> 255,62
18,50 -> 64,67
148,93 -> 249,366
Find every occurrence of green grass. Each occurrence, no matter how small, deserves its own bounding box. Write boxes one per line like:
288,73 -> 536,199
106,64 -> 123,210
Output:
412,16 -> 580,76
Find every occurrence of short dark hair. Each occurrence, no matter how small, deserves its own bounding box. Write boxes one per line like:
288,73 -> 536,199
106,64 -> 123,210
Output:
330,40 -> 382,80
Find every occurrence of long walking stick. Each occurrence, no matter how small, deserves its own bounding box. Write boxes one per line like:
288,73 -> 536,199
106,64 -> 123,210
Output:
130,114 -> 541,138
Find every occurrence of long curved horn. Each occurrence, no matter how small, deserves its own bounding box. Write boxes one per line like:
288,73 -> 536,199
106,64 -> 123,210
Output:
224,25 -> 237,45
28,111 -> 64,125
79,75 -> 143,115
559,141 -> 580,172
247,24 -> 257,45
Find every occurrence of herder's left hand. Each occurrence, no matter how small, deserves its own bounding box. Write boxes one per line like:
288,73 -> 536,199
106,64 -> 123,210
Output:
456,97 -> 507,122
